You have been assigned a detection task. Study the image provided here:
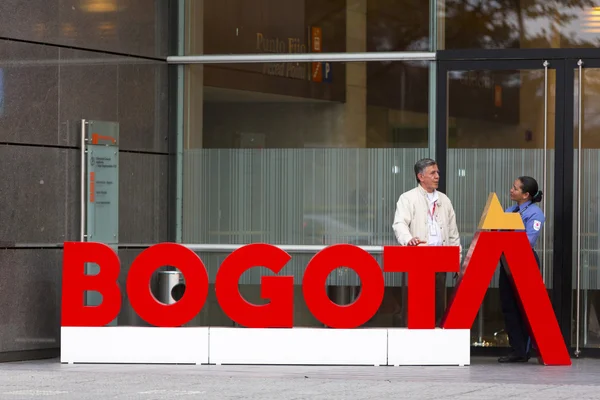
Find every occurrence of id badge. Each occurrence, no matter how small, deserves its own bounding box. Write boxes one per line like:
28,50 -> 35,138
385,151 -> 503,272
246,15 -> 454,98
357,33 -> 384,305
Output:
430,223 -> 437,236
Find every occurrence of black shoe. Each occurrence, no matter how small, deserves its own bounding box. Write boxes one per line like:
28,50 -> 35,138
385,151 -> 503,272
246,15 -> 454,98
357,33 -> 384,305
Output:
498,353 -> 530,363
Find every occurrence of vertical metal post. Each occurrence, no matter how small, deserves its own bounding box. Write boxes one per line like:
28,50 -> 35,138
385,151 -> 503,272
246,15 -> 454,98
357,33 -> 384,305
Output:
80,119 -> 87,242
476,306 -> 484,345
428,65 -> 437,159
428,0 -> 438,159
542,61 -> 548,284
575,59 -> 583,357
175,0 -> 185,243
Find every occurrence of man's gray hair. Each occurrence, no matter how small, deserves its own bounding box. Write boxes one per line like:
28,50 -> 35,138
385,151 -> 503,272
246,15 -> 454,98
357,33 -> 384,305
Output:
414,158 -> 437,183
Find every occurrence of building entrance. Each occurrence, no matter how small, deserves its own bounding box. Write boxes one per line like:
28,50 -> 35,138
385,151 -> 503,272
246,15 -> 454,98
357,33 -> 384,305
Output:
436,52 -> 600,357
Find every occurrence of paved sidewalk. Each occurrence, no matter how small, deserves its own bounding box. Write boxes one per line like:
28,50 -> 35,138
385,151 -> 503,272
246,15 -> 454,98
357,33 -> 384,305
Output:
0,357 -> 598,399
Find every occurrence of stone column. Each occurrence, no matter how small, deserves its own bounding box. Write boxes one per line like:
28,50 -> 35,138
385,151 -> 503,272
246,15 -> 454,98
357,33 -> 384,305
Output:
184,0 -> 204,151
337,0 -> 367,148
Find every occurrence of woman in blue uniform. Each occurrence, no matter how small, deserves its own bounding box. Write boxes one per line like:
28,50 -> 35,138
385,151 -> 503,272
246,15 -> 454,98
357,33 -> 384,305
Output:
498,176 -> 545,363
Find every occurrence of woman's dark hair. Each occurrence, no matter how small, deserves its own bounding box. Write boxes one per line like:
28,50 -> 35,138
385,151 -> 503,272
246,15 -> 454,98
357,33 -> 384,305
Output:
518,176 -> 543,203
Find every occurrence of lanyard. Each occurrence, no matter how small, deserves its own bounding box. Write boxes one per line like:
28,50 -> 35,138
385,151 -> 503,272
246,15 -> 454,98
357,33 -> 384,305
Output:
428,202 -> 437,219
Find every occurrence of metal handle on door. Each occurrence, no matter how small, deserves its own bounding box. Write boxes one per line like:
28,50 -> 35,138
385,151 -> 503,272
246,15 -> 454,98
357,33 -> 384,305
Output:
575,59 -> 583,357
543,60 -> 548,286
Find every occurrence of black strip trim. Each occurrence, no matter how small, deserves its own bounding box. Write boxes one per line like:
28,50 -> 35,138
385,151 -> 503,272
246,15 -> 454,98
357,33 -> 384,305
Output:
472,345 -> 600,359
168,0 -> 180,57
571,347 -> 600,358
0,244 -> 159,250
571,58 -> 600,69
0,142 -> 168,155
0,36 -> 167,62
167,0 -> 180,243
554,60 -> 573,351
0,246 -> 63,250
435,61 -> 447,193
440,59 -> 553,70
438,48 -> 600,62
0,142 -> 78,150
167,65 -> 178,244
119,149 -> 169,156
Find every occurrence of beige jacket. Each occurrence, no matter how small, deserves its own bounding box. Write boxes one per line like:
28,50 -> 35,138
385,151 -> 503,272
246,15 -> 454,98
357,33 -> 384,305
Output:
392,185 -> 461,249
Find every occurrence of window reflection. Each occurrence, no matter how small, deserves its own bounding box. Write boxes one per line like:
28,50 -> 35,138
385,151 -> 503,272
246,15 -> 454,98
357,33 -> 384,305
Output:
186,0 -> 430,55
446,68 -> 556,346
441,0 -> 600,49
182,61 -> 430,328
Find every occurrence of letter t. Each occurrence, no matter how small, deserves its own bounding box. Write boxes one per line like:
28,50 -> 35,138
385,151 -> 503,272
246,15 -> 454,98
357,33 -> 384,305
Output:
384,246 -> 460,329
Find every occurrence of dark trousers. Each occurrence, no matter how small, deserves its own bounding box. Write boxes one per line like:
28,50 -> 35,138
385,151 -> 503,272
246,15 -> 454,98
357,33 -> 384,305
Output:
435,272 -> 447,326
396,272 -> 447,327
499,250 -> 540,357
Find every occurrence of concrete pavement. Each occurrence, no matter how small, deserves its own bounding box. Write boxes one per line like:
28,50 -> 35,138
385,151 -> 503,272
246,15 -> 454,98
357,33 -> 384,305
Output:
0,357 -> 598,399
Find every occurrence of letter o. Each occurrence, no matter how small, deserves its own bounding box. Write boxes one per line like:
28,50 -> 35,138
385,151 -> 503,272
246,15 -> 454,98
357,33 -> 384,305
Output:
127,243 -> 209,327
302,244 -> 384,328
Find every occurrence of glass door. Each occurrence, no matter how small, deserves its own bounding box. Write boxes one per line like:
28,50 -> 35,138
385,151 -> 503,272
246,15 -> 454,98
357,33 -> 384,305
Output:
572,58 -> 600,355
437,60 -> 559,348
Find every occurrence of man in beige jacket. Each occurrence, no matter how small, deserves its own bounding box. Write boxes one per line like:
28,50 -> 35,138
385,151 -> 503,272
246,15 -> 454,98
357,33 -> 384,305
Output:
392,158 -> 461,325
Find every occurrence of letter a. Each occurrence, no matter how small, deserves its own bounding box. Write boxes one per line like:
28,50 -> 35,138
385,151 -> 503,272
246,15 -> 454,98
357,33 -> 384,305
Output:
442,231 -> 571,366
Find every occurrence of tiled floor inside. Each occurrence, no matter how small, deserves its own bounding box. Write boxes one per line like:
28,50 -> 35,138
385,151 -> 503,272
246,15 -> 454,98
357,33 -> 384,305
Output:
0,357 -> 599,399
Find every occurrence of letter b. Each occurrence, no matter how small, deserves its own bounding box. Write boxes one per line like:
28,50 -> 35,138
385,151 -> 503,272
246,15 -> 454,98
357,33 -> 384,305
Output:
61,242 -> 121,327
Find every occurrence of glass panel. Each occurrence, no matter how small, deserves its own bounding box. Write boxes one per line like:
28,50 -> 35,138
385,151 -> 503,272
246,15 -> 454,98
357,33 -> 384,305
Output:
183,0 -> 430,55
182,60 -> 430,327
573,67 -> 600,349
439,1 -> 600,50
446,68 -> 555,347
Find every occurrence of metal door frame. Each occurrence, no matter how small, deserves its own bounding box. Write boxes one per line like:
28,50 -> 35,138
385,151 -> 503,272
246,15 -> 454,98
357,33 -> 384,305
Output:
567,57 -> 600,357
435,57 -> 573,352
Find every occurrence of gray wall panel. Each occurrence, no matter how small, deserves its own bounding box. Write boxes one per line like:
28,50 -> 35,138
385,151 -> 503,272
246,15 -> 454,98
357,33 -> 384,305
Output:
57,48 -> 168,153
119,153 -> 169,244
0,0 -> 169,58
0,41 -> 59,146
0,250 -> 61,353
0,146 -> 79,245
117,62 -> 169,153
0,41 -> 169,152
0,1 -> 171,362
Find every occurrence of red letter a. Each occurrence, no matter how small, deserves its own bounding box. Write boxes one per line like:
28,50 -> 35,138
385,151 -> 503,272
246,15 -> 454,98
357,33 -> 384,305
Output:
442,231 -> 571,366
61,242 -> 121,327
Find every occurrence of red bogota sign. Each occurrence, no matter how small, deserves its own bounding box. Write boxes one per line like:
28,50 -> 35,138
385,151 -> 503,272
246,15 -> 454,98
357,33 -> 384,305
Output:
61,231 -> 571,366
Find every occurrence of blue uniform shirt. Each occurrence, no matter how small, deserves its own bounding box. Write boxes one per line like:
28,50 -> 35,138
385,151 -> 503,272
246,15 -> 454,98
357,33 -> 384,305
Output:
505,201 -> 545,247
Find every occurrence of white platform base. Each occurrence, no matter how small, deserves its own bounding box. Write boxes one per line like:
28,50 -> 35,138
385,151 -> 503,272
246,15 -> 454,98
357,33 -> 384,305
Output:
61,327 -> 210,365
61,327 -> 470,366
209,327 -> 388,366
388,328 -> 471,366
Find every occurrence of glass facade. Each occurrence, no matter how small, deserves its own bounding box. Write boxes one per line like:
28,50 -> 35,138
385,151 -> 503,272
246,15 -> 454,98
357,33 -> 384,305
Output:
182,0 -> 430,54
446,67 -> 556,345
180,59 -> 429,327
170,0 -> 600,355
439,1 -> 600,49
573,66 -> 600,349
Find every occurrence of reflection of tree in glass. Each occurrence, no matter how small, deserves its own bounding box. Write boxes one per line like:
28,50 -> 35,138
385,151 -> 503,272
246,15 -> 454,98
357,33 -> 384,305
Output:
581,70 -> 600,134
366,0 -> 598,51
367,0 -> 429,51
444,0 -> 597,49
